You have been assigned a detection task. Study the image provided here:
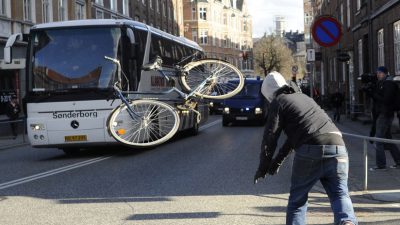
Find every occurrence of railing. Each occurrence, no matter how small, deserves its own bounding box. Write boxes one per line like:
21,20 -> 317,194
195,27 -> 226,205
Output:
342,132 -> 400,191
346,103 -> 365,119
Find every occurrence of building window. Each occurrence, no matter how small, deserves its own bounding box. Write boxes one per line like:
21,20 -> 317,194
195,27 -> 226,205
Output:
123,0 -> 129,16
59,0 -> 68,21
346,0 -> 351,28
0,0 -> 6,16
394,21 -> 400,75
358,39 -> 363,75
223,35 -> 228,47
95,0 -> 103,6
149,0 -> 153,9
42,0 -> 52,23
110,0 -> 116,11
199,7 -> 207,20
156,0 -> 160,13
213,32 -> 216,46
356,0 -> 361,11
142,0 -> 145,5
75,1 -> 85,19
24,0 -> 32,21
377,29 -> 384,67
200,30 -> 208,45
340,3 -> 343,25
191,7 -> 196,20
192,29 -> 197,43
162,1 -> 166,17
96,9 -> 104,19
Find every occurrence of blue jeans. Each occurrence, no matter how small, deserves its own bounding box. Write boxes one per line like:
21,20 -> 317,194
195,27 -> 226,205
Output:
286,145 -> 357,225
374,114 -> 400,167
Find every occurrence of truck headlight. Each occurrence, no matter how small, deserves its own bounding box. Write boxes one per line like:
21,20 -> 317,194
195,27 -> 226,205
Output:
30,123 -> 45,131
255,107 -> 262,114
223,107 -> 230,114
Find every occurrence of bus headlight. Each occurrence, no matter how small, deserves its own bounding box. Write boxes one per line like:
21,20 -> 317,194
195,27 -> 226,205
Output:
30,124 -> 45,131
223,107 -> 230,114
255,108 -> 262,114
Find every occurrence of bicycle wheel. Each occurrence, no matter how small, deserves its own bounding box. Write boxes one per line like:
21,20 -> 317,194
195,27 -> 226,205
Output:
108,100 -> 180,147
180,59 -> 244,99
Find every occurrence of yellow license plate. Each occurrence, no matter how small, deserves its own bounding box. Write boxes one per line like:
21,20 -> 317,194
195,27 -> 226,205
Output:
65,135 -> 87,142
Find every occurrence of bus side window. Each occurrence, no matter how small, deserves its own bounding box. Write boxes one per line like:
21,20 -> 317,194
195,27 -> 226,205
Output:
133,28 -> 147,87
150,34 -> 162,62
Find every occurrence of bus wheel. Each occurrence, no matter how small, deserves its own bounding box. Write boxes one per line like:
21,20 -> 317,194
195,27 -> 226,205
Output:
61,148 -> 81,155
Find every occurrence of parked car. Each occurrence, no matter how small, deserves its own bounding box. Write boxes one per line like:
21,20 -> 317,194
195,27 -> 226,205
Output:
222,77 -> 267,126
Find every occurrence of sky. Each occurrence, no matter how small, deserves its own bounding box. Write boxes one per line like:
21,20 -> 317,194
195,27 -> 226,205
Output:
247,0 -> 305,38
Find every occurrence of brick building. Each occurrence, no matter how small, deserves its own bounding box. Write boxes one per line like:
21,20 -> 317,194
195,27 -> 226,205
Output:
182,0 -> 253,75
307,0 -> 400,116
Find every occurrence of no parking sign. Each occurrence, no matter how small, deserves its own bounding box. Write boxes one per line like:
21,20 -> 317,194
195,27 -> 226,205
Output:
311,16 -> 342,47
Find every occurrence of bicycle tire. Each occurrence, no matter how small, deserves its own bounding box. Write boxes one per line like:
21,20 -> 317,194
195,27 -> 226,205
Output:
180,59 -> 244,99
108,99 -> 180,147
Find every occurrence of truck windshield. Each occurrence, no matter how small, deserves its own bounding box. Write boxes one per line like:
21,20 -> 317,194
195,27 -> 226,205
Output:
30,27 -> 121,92
233,83 -> 261,98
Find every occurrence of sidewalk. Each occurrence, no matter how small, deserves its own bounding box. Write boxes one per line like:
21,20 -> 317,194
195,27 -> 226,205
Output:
324,111 -> 400,203
0,118 -> 28,150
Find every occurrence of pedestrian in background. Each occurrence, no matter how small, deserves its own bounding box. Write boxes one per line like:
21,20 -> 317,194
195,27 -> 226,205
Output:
5,95 -> 20,139
331,89 -> 344,122
363,66 -> 400,170
254,71 -> 357,225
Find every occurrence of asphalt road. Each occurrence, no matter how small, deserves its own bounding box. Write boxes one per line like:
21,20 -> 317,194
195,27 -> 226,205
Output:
0,115 -> 400,225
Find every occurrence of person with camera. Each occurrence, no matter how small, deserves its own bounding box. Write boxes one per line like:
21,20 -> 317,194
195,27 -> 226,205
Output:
362,66 -> 400,170
254,72 -> 357,225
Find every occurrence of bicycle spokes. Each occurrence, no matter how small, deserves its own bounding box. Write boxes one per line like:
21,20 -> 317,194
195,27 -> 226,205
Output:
108,100 -> 180,147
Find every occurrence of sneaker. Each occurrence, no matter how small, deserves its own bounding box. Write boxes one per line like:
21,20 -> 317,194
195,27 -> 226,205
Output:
369,166 -> 387,171
390,164 -> 400,169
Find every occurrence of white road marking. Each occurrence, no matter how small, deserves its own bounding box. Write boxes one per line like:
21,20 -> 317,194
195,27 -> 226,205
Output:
200,119 -> 221,131
0,156 -> 112,190
0,120 -> 222,190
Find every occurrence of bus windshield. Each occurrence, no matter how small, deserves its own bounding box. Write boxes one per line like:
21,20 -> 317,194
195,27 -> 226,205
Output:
30,27 -> 121,92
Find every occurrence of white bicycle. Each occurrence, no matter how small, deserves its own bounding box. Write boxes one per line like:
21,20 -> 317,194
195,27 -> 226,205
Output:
105,55 -> 244,147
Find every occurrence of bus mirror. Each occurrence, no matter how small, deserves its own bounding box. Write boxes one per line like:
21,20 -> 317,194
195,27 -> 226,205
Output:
4,33 -> 23,64
126,28 -> 137,59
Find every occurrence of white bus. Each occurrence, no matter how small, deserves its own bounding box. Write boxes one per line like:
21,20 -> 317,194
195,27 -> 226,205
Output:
4,19 -> 208,154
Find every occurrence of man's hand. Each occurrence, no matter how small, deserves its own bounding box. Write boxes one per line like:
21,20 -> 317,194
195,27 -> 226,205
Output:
254,147 -> 271,184
254,169 -> 267,184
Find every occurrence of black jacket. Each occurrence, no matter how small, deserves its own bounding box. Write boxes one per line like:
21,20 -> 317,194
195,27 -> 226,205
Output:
260,86 -> 341,173
5,101 -> 20,120
369,79 -> 398,116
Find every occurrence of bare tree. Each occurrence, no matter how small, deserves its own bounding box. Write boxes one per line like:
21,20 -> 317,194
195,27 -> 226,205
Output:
254,35 -> 295,80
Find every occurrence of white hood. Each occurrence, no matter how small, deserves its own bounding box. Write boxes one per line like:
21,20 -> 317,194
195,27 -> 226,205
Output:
261,71 -> 288,102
